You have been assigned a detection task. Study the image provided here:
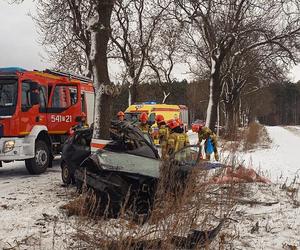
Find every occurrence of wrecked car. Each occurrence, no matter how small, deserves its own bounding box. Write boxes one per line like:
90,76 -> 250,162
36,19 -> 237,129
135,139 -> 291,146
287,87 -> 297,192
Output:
61,121 -> 213,216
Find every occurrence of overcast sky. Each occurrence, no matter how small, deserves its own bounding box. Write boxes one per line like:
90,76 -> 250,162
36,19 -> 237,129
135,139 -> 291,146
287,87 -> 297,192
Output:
0,0 -> 300,82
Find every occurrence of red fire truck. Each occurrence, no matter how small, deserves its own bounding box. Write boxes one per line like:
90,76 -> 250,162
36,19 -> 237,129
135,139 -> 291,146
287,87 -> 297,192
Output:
0,67 -> 95,174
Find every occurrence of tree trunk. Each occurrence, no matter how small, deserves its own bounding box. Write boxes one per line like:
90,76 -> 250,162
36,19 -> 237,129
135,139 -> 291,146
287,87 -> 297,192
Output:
91,0 -> 114,140
205,60 -> 222,132
130,83 -> 138,104
224,102 -> 237,138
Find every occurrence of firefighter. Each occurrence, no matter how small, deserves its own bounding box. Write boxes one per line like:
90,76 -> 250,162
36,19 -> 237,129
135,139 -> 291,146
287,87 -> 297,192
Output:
80,112 -> 89,128
192,123 -> 219,161
166,119 -> 189,161
175,118 -> 185,133
138,112 -> 150,133
117,111 -> 125,121
155,114 -> 170,160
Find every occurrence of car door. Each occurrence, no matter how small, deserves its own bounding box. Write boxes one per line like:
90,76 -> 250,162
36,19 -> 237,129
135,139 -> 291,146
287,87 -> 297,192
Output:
19,80 -> 47,136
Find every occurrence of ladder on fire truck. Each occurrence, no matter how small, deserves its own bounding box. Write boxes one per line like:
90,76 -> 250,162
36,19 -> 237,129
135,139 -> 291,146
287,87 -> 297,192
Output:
43,69 -> 92,83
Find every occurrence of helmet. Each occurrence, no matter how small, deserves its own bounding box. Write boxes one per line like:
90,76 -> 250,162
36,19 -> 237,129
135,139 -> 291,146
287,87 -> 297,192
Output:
175,118 -> 183,126
192,123 -> 203,133
139,112 -> 148,123
81,112 -> 87,122
167,119 -> 180,130
155,114 -> 165,124
117,111 -> 124,117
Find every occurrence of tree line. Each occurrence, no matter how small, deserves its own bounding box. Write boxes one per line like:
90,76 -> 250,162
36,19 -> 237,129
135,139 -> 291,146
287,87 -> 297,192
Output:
16,0 -> 300,138
111,79 -> 300,133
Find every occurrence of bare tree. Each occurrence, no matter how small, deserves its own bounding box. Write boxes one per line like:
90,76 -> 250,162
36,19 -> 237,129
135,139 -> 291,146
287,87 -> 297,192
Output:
34,0 -> 94,76
110,0 -> 169,105
222,45 -> 287,136
146,18 -> 183,103
33,0 -> 118,138
175,0 -> 300,131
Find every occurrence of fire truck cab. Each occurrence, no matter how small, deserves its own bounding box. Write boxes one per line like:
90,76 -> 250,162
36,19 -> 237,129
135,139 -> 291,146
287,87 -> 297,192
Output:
0,67 -> 94,174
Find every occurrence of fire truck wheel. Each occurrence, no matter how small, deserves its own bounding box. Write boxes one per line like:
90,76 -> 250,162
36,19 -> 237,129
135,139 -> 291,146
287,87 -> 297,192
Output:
25,140 -> 50,174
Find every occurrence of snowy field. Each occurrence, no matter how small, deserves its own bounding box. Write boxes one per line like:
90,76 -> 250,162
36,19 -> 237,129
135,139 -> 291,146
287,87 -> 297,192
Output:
229,126 -> 300,183
0,126 -> 299,249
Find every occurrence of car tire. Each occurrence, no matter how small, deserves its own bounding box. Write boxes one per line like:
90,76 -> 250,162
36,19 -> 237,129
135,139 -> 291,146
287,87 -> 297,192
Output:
25,140 -> 50,175
61,161 -> 74,185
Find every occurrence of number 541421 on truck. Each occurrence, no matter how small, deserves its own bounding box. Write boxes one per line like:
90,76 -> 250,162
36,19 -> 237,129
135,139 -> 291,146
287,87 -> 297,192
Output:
0,67 -> 95,174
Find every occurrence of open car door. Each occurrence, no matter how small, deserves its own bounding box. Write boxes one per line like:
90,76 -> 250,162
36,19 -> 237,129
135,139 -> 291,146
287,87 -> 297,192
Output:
169,145 -> 224,170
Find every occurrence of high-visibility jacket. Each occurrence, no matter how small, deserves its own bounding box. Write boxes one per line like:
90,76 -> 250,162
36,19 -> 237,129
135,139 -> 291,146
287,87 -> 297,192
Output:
158,124 -> 170,143
138,122 -> 150,133
158,124 -> 170,160
167,132 -> 189,161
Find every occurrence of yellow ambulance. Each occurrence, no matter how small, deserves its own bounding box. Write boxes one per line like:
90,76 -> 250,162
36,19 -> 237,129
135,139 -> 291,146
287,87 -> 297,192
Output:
125,102 -> 189,144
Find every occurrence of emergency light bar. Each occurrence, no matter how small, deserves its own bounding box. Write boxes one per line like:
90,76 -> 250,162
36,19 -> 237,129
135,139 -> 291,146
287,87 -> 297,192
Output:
144,101 -> 157,104
134,101 -> 157,105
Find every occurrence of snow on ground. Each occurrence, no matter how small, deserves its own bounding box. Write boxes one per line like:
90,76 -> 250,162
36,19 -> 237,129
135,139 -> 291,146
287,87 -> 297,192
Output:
221,126 -> 300,183
225,182 -> 300,250
187,130 -> 199,145
0,126 -> 299,249
0,159 -> 77,249
185,127 -> 300,249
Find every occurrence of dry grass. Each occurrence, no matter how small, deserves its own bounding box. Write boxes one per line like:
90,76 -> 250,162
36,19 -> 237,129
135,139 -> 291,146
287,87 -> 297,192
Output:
59,124 -> 276,249
243,122 -> 272,151
61,160 -> 241,249
221,122 -> 272,153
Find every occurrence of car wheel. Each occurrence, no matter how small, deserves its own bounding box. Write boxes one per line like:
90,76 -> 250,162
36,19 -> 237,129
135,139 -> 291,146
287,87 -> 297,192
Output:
61,161 -> 74,185
25,140 -> 50,175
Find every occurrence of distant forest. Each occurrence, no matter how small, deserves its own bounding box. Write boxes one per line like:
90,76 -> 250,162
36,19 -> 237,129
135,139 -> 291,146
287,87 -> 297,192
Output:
112,79 -> 300,127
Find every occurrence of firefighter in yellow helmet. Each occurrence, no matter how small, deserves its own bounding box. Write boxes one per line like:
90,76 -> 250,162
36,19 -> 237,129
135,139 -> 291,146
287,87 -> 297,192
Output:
192,122 -> 219,161
166,119 -> 189,161
155,114 -> 170,160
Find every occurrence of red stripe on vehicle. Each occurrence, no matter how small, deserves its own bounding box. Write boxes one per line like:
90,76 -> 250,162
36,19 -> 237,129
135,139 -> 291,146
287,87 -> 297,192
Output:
128,110 -> 149,113
91,143 -> 106,149
152,108 -> 180,112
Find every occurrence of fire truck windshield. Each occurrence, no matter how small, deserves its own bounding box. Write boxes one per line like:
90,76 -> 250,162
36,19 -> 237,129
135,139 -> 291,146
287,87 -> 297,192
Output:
0,79 -> 18,116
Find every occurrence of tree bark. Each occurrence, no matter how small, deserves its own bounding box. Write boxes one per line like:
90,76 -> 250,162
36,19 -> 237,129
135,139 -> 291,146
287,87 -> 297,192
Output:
130,83 -> 138,105
205,60 -> 222,132
224,102 -> 237,138
91,0 -> 114,139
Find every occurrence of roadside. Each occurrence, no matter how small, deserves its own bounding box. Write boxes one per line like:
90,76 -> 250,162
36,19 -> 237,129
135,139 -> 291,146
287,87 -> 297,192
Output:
284,125 -> 300,137
218,126 -> 300,183
0,159 -> 76,249
0,126 -> 299,249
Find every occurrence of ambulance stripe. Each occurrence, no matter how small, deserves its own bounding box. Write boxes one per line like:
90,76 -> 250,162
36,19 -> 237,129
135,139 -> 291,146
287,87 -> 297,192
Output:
127,110 -> 149,113
152,108 -> 180,112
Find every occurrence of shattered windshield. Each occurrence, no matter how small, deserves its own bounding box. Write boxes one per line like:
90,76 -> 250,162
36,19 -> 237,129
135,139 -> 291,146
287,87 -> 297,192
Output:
125,112 -> 140,124
0,79 -> 18,116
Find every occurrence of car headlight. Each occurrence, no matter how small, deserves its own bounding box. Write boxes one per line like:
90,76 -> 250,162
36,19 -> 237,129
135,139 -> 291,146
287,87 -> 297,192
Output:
3,140 -> 15,153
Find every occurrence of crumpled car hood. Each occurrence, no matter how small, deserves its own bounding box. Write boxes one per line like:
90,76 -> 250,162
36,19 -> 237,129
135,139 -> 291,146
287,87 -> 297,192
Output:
95,150 -> 160,178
